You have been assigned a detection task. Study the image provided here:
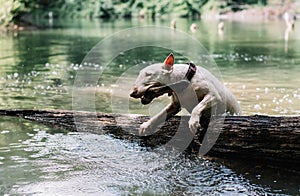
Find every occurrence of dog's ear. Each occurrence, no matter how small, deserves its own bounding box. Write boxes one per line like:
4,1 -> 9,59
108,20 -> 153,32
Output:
163,53 -> 174,71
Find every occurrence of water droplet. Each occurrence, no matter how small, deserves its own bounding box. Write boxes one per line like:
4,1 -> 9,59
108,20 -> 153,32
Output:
1,130 -> 10,134
264,87 -> 269,94
283,94 -> 289,99
254,104 -> 261,110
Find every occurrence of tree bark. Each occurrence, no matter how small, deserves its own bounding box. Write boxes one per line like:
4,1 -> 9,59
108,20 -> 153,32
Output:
0,109 -> 299,172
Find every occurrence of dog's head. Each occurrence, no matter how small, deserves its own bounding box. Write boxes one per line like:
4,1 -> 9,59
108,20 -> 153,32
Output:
130,53 -> 175,104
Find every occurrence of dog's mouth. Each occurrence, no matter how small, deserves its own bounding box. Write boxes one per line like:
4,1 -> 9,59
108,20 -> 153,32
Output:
140,83 -> 170,105
131,80 -> 190,105
140,92 -> 155,105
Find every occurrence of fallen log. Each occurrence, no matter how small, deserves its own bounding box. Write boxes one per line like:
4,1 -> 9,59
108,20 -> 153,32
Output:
0,109 -> 299,172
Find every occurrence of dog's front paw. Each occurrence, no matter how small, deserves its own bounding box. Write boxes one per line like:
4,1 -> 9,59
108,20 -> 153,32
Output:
188,116 -> 201,134
139,121 -> 152,136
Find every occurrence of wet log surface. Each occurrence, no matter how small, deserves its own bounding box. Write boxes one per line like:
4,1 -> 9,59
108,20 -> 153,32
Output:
0,109 -> 299,172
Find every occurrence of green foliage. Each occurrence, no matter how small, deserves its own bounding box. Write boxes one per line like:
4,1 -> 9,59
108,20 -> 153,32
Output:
0,0 -> 275,27
0,0 -> 24,26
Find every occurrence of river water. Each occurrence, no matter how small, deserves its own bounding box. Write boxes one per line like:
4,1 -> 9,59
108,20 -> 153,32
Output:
0,18 -> 299,195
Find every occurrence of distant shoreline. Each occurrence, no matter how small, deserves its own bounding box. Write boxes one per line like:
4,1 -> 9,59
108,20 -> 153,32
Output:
202,4 -> 299,21
0,21 -> 38,32
1,4 -> 299,32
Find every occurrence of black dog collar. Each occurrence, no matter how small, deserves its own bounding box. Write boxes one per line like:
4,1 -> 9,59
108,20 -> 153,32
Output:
152,62 -> 197,96
185,62 -> 197,81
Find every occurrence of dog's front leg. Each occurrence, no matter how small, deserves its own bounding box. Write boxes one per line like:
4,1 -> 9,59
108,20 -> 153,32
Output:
139,102 -> 180,136
189,94 -> 217,134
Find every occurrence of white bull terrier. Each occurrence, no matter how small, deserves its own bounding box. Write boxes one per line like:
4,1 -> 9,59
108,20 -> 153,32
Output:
130,53 -> 241,136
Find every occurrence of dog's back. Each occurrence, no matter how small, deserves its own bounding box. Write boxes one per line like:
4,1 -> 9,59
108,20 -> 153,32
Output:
169,64 -> 241,115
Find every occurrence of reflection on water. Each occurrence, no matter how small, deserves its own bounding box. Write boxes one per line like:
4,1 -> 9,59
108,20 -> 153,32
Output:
0,18 -> 300,195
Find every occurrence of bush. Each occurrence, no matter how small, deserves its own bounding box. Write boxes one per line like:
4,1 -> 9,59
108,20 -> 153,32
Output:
0,0 -> 23,26
0,0 -> 274,27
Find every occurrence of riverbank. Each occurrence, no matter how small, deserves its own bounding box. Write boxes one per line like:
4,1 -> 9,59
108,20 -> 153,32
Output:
202,3 -> 299,21
0,21 -> 38,33
1,2 -> 299,32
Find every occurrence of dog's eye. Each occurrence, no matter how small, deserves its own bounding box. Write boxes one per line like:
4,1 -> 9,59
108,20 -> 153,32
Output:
145,72 -> 152,77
